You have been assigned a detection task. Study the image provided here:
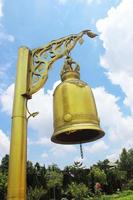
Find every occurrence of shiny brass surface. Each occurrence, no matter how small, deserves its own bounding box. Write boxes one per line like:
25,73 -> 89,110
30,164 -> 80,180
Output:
7,47 -> 30,200
51,58 -> 105,144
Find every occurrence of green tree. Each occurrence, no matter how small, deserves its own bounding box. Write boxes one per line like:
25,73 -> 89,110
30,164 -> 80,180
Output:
27,186 -> 47,200
64,162 -> 89,185
119,148 -> 128,168
0,154 -> 9,174
45,164 -> 63,199
0,172 -> 7,200
88,166 -> 107,193
126,179 -> 133,190
0,155 -> 9,199
118,148 -> 133,180
27,161 -> 46,189
126,149 -> 133,179
97,159 -> 110,173
68,182 -> 88,200
27,161 -> 35,188
89,166 -> 107,184
106,168 -> 127,193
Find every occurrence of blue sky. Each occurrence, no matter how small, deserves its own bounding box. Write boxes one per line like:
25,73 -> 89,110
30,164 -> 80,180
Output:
0,0 -> 133,169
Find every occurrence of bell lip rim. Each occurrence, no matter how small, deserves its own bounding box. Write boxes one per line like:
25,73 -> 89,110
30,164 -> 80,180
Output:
51,125 -> 105,145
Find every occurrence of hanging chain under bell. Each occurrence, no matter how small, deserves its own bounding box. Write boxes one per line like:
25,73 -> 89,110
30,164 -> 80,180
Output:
80,143 -> 83,159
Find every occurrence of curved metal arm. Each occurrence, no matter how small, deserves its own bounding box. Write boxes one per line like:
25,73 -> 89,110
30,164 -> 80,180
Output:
27,30 -> 97,96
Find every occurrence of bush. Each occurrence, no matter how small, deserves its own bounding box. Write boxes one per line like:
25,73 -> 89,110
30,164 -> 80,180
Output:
126,179 -> 133,190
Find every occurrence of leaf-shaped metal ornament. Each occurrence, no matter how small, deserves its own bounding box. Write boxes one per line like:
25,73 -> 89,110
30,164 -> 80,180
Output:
87,31 -> 98,38
79,38 -> 84,45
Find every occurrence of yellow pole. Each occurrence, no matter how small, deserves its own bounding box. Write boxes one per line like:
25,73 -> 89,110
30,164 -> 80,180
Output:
7,47 -> 30,200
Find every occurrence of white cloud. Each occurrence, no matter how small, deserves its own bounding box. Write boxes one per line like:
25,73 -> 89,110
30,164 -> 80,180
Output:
93,87 -> 133,142
0,83 -> 14,114
125,139 -> 133,150
95,0 -> 133,157
85,140 -> 109,153
0,1 -> 15,96
0,129 -> 10,161
96,0 -> 133,113
57,0 -> 102,5
0,0 -> 3,17
106,150 -> 120,162
29,137 -> 51,146
0,0 -> 15,44
28,88 -> 53,137
0,28 -> 15,44
85,0 -> 103,5
50,144 -> 77,158
0,81 -> 59,138
28,81 -> 60,138
0,81 -> 60,138
41,152 -> 48,159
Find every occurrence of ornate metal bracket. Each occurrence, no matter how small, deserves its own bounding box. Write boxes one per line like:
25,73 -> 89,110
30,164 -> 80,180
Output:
27,30 -> 97,96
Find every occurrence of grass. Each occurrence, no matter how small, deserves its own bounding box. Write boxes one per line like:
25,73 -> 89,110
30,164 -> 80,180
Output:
91,190 -> 133,200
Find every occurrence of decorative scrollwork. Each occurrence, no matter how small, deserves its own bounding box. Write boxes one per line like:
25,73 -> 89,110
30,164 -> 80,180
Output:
27,30 -> 97,96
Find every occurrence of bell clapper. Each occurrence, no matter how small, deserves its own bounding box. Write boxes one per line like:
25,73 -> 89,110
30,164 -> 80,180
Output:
80,143 -> 84,159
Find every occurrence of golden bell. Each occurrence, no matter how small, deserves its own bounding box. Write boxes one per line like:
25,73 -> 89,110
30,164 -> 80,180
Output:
51,57 -> 105,144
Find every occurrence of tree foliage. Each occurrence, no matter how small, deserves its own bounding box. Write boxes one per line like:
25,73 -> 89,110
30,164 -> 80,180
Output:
68,182 -> 88,200
45,168 -> 63,189
119,148 -> 133,179
0,172 -> 7,200
1,147 -> 133,199
89,166 -> 107,185
0,154 -> 9,174
27,186 -> 47,200
45,164 -> 63,199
